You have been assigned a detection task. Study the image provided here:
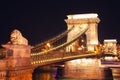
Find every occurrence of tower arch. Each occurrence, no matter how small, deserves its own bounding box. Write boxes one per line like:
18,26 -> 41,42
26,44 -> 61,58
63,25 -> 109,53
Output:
65,13 -> 100,52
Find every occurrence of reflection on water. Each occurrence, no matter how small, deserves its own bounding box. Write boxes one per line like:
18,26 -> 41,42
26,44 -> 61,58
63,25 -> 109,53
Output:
32,66 -> 113,80
32,66 -> 56,80
33,66 -> 67,80
33,72 -> 55,80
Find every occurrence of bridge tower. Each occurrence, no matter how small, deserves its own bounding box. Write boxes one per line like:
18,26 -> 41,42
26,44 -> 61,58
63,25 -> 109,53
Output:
65,13 -> 100,52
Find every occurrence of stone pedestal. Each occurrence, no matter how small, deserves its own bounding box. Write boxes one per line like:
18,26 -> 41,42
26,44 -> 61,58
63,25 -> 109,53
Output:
7,69 -> 33,80
0,71 -> 7,80
1,44 -> 33,80
0,60 -> 7,80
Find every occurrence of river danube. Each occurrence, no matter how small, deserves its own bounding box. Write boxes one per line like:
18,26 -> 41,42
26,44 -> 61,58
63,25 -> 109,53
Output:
32,66 -> 113,80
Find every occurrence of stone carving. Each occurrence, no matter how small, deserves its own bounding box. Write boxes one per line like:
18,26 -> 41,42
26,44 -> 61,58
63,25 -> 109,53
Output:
10,29 -> 28,45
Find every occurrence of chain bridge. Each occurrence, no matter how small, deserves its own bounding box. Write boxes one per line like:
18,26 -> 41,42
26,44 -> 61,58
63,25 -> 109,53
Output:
1,13 -> 118,80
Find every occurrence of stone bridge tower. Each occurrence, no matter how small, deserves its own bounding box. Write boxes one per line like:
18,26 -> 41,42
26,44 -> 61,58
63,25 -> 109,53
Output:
65,13 -> 100,52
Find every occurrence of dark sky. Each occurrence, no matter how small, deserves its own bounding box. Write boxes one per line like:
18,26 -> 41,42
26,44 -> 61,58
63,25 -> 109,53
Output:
0,0 -> 120,46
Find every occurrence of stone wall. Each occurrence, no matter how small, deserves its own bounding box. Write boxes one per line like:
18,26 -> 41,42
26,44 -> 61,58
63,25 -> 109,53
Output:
64,58 -> 106,79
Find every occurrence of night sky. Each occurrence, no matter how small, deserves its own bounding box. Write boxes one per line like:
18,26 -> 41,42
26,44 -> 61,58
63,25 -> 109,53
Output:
0,0 -> 120,46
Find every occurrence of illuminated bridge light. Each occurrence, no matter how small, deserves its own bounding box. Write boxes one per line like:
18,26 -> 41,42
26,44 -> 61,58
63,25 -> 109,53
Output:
35,61 -> 38,64
31,62 -> 33,64
33,62 -> 35,64
46,43 -> 51,48
36,53 -> 39,55
37,61 -> 39,64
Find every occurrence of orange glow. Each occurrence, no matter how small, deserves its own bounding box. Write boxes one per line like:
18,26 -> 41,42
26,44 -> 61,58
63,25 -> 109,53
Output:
69,58 -> 95,66
104,56 -> 114,61
104,56 -> 118,61
81,39 -> 84,42
46,43 -> 51,47
103,39 -> 117,54
88,45 -> 94,51
81,45 -> 84,48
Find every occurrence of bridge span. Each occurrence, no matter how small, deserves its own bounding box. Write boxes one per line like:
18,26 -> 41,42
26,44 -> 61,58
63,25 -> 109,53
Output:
0,13 -> 119,80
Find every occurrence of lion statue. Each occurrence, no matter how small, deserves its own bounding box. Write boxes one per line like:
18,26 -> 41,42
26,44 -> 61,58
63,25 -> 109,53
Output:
10,29 -> 28,45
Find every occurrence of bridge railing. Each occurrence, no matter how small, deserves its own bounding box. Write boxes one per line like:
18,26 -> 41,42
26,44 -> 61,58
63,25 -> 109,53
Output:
31,50 -> 98,67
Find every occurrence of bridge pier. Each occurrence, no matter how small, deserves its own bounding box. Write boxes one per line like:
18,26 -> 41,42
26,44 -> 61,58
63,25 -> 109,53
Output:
64,58 -> 113,80
0,44 -> 33,80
